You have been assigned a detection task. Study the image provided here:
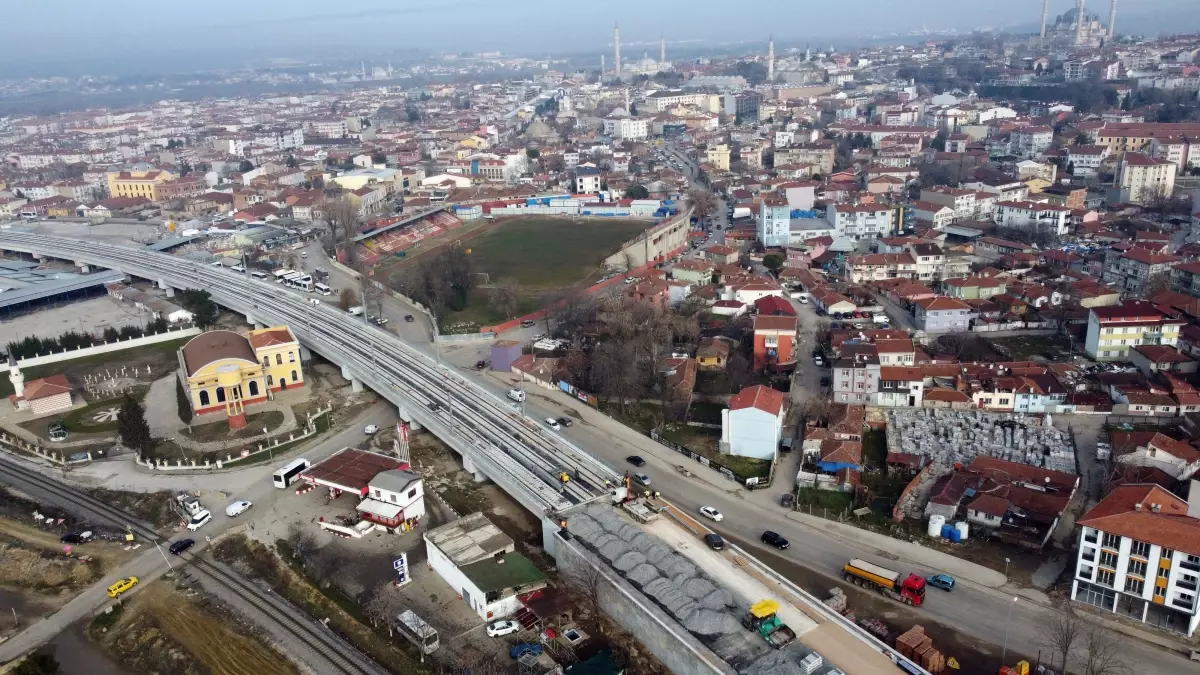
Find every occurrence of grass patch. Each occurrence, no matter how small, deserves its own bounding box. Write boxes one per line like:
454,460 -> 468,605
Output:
467,217 -> 651,289
89,602 -> 126,631
19,390 -> 147,439
795,487 -> 854,512
688,402 -> 725,425
440,287 -> 542,332
0,337 -> 192,398
862,428 -> 887,470
185,410 -> 285,443
987,333 -> 1074,360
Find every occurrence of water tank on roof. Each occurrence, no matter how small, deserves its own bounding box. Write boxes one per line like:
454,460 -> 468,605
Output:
956,521 -> 969,541
928,514 -> 946,538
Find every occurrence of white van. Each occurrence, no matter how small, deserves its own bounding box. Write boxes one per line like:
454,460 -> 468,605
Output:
507,389 -> 526,403
348,305 -> 365,316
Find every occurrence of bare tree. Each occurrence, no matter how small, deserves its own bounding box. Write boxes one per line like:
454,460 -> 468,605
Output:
491,279 -> 521,320
285,523 -> 318,563
338,287 -> 359,311
797,397 -> 833,425
590,341 -> 641,414
564,562 -> 606,627
325,196 -> 359,262
687,189 -> 718,221
1144,271 -> 1171,299
1042,609 -> 1083,675
362,585 -> 404,636
1081,626 -> 1129,675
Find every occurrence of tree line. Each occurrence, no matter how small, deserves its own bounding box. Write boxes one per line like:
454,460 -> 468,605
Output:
7,317 -> 170,360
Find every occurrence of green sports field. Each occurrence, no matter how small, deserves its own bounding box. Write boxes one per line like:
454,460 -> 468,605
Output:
466,217 -> 651,289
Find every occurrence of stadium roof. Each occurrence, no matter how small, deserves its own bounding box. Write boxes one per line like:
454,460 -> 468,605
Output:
352,205 -> 449,242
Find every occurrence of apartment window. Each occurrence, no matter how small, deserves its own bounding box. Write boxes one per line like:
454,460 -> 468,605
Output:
1097,569 -> 1116,588
1162,548 -> 1174,561
407,488 -> 417,499
1079,564 -> 1094,579
289,351 -> 296,363
1159,566 -> 1171,580
1084,529 -> 1099,543
1102,532 -> 1121,549
1100,550 -> 1118,568
1125,577 -> 1146,595
1154,585 -> 1167,600
1082,547 -> 1097,562
1128,559 -> 1148,578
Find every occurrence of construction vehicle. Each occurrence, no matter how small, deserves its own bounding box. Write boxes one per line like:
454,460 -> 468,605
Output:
842,558 -> 926,607
742,599 -> 796,649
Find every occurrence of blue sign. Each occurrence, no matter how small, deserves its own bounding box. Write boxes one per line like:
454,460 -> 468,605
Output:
394,553 -> 410,585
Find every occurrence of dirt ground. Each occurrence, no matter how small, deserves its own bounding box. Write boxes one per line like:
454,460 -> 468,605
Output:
80,487 -> 180,530
89,581 -> 298,675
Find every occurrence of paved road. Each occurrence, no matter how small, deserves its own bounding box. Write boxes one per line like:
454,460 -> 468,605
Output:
0,401 -> 397,661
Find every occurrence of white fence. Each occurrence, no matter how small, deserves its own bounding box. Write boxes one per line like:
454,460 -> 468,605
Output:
135,407 -> 332,472
16,326 -> 201,368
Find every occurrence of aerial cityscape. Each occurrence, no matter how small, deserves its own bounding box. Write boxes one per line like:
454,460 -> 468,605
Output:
2,2 -> 1200,675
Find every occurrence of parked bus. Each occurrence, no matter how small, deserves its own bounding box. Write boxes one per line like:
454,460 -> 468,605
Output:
250,271 -> 269,281
273,269 -> 293,282
272,458 -> 310,488
286,275 -> 314,292
314,282 -> 332,296
395,610 -> 439,654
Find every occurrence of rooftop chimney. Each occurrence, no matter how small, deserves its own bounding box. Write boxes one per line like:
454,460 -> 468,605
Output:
1134,502 -> 1143,511
1151,503 -> 1162,513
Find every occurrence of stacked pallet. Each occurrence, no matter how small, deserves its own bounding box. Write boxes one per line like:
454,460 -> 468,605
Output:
895,625 -> 946,674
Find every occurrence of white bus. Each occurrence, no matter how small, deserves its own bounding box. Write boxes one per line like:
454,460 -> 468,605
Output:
273,269 -> 293,282
395,610 -> 439,654
279,271 -> 302,284
286,275 -> 314,292
272,458 -> 311,488
314,282 -> 332,296
231,264 -> 245,273
250,271 -> 269,281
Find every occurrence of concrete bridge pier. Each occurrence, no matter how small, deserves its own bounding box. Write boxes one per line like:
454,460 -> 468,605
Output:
245,313 -> 263,328
76,262 -> 90,274
397,406 -> 422,431
299,345 -> 312,361
341,365 -> 363,394
462,453 -> 487,482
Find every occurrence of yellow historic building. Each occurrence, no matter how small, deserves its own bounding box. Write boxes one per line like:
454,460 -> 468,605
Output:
178,326 -> 303,428
106,168 -> 178,201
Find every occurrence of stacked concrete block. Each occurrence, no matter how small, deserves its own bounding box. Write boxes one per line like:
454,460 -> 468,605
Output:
886,408 -> 1076,474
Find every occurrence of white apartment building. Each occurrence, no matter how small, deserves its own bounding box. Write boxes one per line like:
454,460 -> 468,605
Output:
919,187 -> 976,222
1067,145 -> 1111,178
758,199 -> 791,248
603,117 -> 649,140
1118,152 -> 1178,205
1072,483 -> 1200,637
644,90 -> 708,112
1149,136 -> 1200,174
1012,126 -> 1054,157
826,203 -> 892,240
306,119 -> 348,137
993,201 -> 1073,236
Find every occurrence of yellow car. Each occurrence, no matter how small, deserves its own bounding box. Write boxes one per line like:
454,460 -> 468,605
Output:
106,576 -> 139,598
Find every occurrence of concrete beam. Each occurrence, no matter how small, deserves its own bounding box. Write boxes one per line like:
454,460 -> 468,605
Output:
299,345 -> 312,361
77,263 -> 90,274
350,378 -> 363,394
164,286 -> 175,298
397,406 -> 421,431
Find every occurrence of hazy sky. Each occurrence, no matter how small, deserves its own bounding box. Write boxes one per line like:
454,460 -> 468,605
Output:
3,0 -> 1196,76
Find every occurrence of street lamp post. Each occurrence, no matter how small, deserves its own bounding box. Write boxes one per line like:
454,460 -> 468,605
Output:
1004,557 -> 1011,579
155,541 -> 175,573
1000,596 -> 1018,666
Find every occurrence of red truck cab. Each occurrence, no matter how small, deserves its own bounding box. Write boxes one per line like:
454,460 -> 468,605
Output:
902,574 -> 927,606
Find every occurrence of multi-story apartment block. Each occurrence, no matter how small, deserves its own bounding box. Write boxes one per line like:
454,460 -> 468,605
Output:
306,119 -> 348,137
826,203 -> 893,240
757,197 -> 791,247
913,296 -> 975,333
844,253 -> 916,283
1067,145 -> 1112,178
1118,152 -> 1177,205
1097,122 -> 1200,156
832,350 -> 880,405
913,201 -> 955,230
705,144 -> 731,172
1012,126 -> 1054,157
1172,261 -> 1200,298
919,187 -> 977,222
1102,248 -> 1182,296
1147,136 -> 1200,174
752,315 -> 798,370
1072,484 -> 1200,637
644,90 -> 708,112
774,142 -> 836,175
993,201 -> 1073,237
1085,301 -> 1186,361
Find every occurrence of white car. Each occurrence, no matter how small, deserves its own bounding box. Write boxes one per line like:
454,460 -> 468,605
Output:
486,619 -> 521,637
364,424 -> 379,435
225,500 -> 253,517
186,510 -> 212,531
700,506 -> 723,522
544,418 -> 561,431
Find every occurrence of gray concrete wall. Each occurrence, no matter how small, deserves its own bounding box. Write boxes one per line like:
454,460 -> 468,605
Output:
542,517 -> 734,675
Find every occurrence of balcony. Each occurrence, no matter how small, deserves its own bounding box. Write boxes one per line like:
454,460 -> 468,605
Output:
1181,559 -> 1200,573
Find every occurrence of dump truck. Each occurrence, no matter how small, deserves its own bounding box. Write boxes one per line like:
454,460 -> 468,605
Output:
742,599 -> 796,648
842,558 -> 926,607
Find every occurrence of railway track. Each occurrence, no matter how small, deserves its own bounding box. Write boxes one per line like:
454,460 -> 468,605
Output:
0,455 -> 390,675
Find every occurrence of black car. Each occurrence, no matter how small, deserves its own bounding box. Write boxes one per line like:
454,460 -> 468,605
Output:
168,538 -> 196,555
761,531 -> 790,549
404,314 -> 415,322
475,360 -> 487,369
557,417 -> 573,427
704,533 -> 725,550
626,455 -> 646,467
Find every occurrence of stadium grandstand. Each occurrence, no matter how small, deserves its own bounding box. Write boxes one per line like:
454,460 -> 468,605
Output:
355,208 -> 464,266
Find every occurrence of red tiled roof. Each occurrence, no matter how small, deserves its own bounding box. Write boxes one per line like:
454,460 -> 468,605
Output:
22,375 -> 71,401
1078,484 -> 1200,556
728,385 -> 785,415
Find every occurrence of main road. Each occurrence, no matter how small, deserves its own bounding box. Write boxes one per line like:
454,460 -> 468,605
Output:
0,231 -> 618,520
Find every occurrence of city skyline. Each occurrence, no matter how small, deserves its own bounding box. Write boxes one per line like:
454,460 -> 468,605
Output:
3,0 -> 1199,77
